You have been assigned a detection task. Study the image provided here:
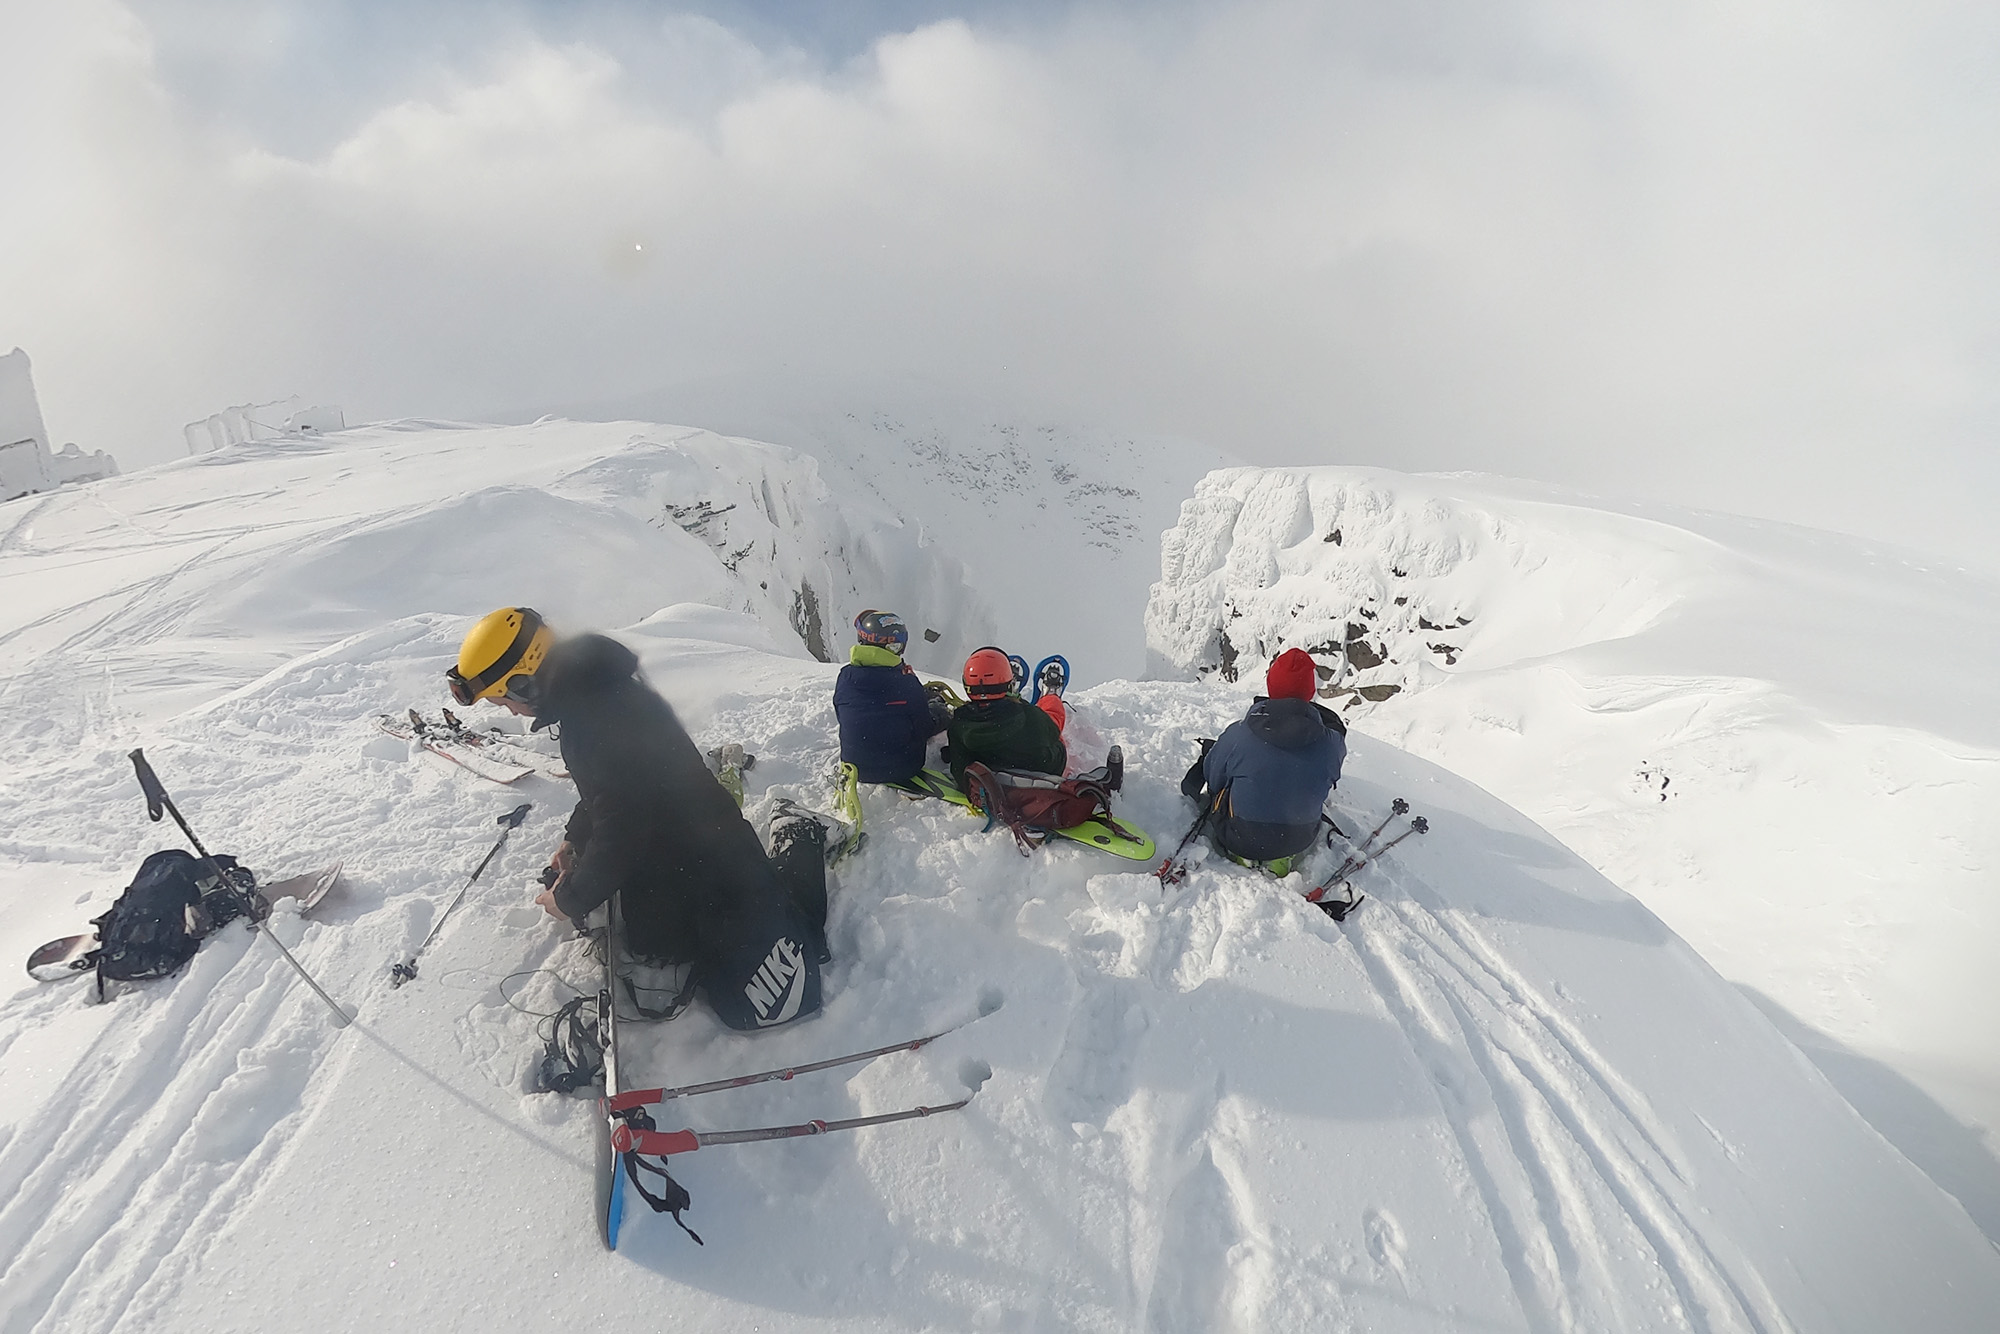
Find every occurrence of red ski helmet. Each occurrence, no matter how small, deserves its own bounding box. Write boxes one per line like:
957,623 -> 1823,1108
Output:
1267,648 -> 1318,700
854,609 -> 909,654
963,646 -> 1016,699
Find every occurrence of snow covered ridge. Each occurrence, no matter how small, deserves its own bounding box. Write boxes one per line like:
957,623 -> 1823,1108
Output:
1147,465 -> 2000,1243
0,419 -> 996,752
678,392 -> 1238,685
1147,466 -> 1700,702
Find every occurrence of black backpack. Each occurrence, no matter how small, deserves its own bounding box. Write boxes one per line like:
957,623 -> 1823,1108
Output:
90,849 -> 264,992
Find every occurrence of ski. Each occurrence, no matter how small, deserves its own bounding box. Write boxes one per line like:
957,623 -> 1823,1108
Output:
27,935 -> 95,981
607,1021 -> 978,1112
433,708 -> 570,779
263,862 -> 344,912
612,1097 -> 975,1158
598,904 -> 629,1249
378,712 -> 532,784
26,861 -> 345,982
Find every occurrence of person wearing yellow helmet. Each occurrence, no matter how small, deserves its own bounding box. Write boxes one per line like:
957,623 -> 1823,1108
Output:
446,607 -> 555,712
448,608 -> 827,1030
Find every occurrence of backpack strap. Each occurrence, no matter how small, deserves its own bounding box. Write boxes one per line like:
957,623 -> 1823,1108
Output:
962,763 -> 1043,856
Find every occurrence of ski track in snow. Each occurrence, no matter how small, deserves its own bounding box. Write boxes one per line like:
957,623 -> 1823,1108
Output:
1344,857 -> 1791,1334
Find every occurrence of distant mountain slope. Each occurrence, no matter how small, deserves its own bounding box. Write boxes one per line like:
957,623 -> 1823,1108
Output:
561,384 -> 1239,685
1148,465 -> 2000,1239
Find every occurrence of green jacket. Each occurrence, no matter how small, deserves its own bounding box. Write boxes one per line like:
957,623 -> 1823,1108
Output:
947,696 -> 1065,788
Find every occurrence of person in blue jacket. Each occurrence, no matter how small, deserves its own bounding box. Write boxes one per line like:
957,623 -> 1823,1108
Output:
833,610 -> 950,784
1181,648 -> 1346,873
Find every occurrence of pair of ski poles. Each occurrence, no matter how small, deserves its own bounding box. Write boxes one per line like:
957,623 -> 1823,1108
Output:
1305,798 -> 1429,920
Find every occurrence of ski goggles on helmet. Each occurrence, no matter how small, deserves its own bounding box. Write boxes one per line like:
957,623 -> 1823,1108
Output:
448,608 -> 548,705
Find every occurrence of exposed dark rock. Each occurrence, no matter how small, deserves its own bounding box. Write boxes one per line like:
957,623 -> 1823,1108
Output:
1324,528 -> 1343,545
791,582 -> 829,662
1216,628 -> 1239,683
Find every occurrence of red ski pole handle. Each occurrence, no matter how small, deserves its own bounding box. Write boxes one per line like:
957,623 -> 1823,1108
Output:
611,1124 -> 702,1156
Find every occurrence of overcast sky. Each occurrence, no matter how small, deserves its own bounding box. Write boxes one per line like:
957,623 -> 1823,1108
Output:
3,1 -> 1996,571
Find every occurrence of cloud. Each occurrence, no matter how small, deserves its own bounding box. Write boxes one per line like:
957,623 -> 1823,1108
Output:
2,0 -> 1996,571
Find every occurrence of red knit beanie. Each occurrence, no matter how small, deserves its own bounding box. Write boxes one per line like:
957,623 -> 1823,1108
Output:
1266,648 -> 1317,700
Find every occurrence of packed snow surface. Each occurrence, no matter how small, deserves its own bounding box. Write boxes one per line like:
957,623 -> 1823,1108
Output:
1,427 -> 1997,1332
1148,464 -> 2000,1241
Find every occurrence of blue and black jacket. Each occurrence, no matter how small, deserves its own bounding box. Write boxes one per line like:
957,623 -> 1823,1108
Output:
834,644 -> 946,784
1186,696 -> 1347,863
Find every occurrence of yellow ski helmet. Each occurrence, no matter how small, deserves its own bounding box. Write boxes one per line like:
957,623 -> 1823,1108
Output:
449,607 -> 553,706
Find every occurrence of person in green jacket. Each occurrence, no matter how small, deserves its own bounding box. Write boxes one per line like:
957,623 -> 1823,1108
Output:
945,645 -> 1065,790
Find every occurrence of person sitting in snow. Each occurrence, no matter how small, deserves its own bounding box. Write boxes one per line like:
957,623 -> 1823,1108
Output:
448,606 -> 829,1030
1180,647 -> 1346,874
943,646 -> 1067,790
833,610 -> 950,786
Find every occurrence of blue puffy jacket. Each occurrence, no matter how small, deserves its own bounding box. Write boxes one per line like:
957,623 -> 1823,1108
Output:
834,645 -> 944,783
1197,697 -> 1346,862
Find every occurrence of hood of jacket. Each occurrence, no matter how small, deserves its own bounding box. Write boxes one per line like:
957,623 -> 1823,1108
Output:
1245,695 -> 1336,750
531,633 -> 640,729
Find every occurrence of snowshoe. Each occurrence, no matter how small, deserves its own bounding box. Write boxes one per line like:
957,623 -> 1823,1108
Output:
1031,654 -> 1070,703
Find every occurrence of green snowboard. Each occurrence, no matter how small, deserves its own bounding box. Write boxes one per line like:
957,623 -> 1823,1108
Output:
890,768 -> 1156,862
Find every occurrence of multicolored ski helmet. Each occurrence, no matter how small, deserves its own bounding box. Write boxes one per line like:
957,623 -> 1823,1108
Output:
853,609 -> 909,653
450,607 -> 553,706
963,646 -> 1016,699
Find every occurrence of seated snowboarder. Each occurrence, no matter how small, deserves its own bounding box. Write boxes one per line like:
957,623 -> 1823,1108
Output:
833,610 -> 950,785
943,646 -> 1067,791
449,606 -> 828,1030
1181,648 -> 1346,874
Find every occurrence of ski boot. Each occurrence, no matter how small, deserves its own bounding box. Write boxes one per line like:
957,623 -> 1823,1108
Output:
706,743 -> 755,806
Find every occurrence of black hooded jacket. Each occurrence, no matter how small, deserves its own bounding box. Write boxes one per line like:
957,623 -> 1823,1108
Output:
535,634 -> 789,960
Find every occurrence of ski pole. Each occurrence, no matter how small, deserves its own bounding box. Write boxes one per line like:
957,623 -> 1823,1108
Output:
128,749 -> 352,1028
1157,782 -> 1229,886
1306,816 -> 1429,914
1318,797 -> 1409,884
390,802 -> 532,986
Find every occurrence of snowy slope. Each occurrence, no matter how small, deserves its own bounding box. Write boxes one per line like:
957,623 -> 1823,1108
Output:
1147,465 -> 2000,1241
623,386 -> 1238,687
2,429 -> 1998,1332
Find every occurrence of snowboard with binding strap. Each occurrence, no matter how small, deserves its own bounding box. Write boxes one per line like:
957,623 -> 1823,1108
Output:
26,862 -> 345,982
890,768 -> 1155,861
